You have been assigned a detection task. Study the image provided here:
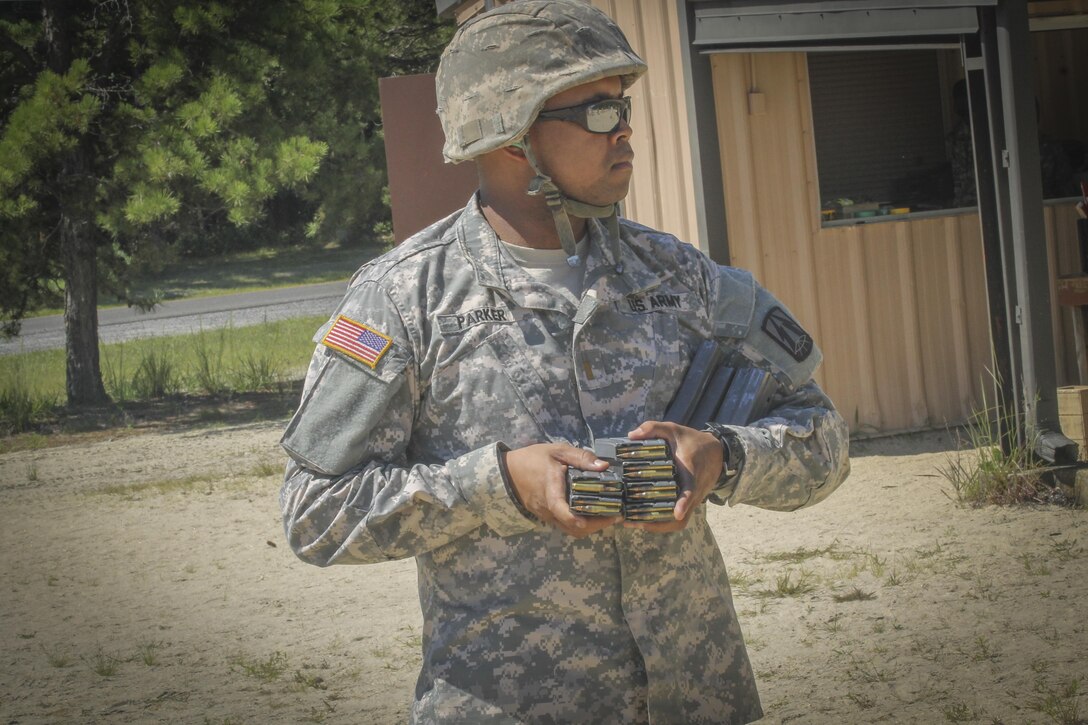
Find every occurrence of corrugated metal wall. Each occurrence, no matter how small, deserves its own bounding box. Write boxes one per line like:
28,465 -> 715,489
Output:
591,0 -> 702,251
710,50 -> 1081,433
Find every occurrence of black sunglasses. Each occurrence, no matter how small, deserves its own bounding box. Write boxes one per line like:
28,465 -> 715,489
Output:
536,96 -> 632,134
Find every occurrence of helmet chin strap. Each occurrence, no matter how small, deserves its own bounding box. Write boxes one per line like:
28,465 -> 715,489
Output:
518,139 -> 623,273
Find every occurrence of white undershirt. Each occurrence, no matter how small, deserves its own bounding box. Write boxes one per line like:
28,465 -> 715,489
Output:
499,237 -> 589,306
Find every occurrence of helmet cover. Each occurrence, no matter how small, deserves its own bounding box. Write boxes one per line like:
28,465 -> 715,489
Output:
435,0 -> 647,163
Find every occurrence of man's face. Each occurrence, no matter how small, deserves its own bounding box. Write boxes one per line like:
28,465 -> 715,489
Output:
526,76 -> 634,207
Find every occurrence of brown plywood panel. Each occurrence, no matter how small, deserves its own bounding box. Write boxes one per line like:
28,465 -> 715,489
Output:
711,53 -> 822,337
379,74 -> 478,245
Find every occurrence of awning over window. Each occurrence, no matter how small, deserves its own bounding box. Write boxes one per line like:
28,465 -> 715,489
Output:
692,2 -> 995,48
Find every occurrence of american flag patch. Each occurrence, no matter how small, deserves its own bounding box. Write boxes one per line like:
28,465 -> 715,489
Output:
321,315 -> 393,368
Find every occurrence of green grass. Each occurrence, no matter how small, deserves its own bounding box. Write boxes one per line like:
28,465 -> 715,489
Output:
755,570 -> 817,598
0,315 -> 324,434
88,649 -> 121,677
1027,678 -> 1085,725
938,390 -> 1049,506
230,650 -> 290,682
833,587 -> 877,603
96,460 -> 280,497
27,241 -> 385,318
761,544 -> 840,564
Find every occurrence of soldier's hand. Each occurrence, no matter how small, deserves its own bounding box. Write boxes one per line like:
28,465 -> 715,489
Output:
623,421 -> 724,533
502,443 -> 621,538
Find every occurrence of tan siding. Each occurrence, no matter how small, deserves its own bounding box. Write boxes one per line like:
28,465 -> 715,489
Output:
710,54 -> 764,282
810,227 -> 873,430
709,53 -> 824,351
592,0 -> 700,249
851,221 -> 926,431
707,51 -> 1078,433
958,214 -> 993,409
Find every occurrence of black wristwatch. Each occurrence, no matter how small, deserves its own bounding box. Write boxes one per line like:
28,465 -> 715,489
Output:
704,423 -> 744,493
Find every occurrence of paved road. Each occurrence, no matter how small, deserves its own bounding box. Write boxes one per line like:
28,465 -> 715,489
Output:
1,280 -> 347,356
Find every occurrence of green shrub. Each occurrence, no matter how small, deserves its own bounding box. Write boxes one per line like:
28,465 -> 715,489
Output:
0,359 -> 58,434
132,345 -> 178,398
939,392 -> 1046,506
101,342 -> 133,401
192,328 -> 229,395
233,350 -> 283,392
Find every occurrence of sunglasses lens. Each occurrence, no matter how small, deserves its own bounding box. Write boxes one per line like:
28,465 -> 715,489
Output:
585,99 -> 629,133
586,104 -> 619,133
538,97 -> 631,133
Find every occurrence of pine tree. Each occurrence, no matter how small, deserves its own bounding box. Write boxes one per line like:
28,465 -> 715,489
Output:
0,0 -> 452,406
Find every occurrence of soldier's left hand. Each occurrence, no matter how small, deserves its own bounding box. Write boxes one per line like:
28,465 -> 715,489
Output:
622,420 -> 723,533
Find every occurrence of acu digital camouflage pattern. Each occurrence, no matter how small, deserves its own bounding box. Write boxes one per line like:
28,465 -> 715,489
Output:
436,0 -> 646,162
280,194 -> 850,724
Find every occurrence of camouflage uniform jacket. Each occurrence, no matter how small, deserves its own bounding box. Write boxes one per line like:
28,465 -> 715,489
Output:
281,195 -> 850,724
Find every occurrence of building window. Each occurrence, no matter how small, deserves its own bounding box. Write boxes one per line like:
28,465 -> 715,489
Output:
807,48 -> 963,223
808,31 -> 1087,226
1032,25 -> 1088,201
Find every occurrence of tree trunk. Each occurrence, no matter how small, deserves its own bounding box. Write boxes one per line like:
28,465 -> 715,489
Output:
62,215 -> 108,406
44,0 -> 109,406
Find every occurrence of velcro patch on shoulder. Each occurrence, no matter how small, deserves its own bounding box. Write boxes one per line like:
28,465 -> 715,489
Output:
761,306 -> 814,362
321,315 -> 393,369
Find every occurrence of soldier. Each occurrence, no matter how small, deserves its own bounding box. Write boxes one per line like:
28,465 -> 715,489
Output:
279,1 -> 850,723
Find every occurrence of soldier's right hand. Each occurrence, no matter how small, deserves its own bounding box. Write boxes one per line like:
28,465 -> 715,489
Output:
502,443 -> 621,538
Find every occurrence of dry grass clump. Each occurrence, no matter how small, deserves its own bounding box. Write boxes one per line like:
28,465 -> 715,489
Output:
939,400 -> 1056,507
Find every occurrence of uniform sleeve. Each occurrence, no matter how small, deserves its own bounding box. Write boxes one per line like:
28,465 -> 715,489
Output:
705,266 -> 850,511
279,281 -> 536,567
711,379 -> 850,510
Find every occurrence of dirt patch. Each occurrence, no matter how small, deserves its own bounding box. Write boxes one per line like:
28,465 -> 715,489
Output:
1,424 -> 1086,724
1,389 -> 301,455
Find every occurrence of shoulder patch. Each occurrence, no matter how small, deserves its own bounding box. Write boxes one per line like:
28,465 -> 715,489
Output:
321,315 -> 393,369
761,306 -> 814,362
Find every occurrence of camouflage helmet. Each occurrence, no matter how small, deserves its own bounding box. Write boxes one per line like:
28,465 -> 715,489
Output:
436,0 -> 647,163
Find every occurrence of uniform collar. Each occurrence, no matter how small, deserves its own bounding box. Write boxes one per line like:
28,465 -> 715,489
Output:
582,217 -> 671,302
456,194 -> 670,310
456,194 -> 573,314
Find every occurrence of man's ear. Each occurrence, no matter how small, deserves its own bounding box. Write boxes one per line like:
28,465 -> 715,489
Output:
501,141 -> 527,161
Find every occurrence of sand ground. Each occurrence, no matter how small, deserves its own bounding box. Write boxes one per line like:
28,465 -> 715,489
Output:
1,420 -> 1085,724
